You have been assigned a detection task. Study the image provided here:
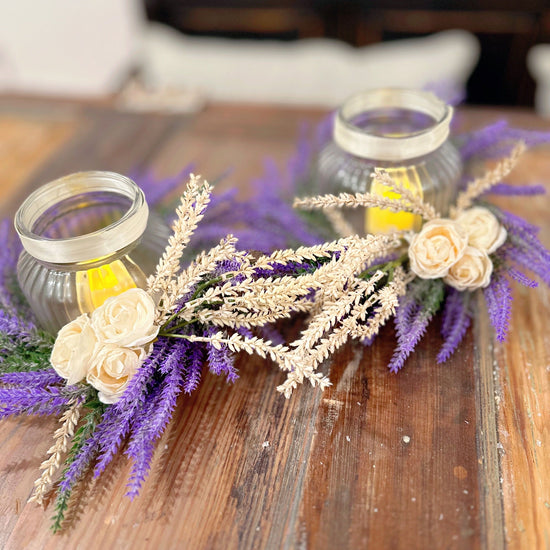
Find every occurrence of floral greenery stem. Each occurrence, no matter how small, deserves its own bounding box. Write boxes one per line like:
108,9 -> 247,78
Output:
388,278 -> 445,373
51,397 -> 105,533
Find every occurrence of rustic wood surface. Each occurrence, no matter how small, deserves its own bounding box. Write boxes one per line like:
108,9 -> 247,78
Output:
0,98 -> 548,550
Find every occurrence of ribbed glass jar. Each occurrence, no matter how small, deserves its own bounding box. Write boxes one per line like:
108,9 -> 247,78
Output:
15,171 -> 169,334
316,88 -> 462,234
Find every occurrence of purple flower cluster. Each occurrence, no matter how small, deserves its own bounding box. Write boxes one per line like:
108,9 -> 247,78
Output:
459,120 -> 550,162
388,279 -> 445,373
0,372 -> 84,418
438,289 -> 471,363
205,326 -> 237,382
483,274 -> 513,343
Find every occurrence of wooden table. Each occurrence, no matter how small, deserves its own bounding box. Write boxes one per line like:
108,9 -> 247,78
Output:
0,97 -> 548,550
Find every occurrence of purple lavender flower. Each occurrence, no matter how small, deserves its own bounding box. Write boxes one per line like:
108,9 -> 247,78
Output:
486,183 -> 546,196
182,342 -> 204,394
258,324 -> 285,346
93,338 -> 170,477
388,279 -> 445,372
437,289 -> 471,363
132,165 -> 195,207
483,273 -> 512,342
0,219 -> 32,318
459,120 -> 550,161
388,300 -> 431,373
206,327 -> 237,382
494,209 -> 550,286
0,386 -> 71,417
0,310 -> 34,338
58,415 -> 103,495
0,369 -> 62,387
315,112 -> 335,148
125,340 -> 189,499
506,267 -> 538,288
124,379 -> 163,499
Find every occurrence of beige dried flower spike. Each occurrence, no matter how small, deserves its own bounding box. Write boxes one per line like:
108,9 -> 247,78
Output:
294,167 -> 438,221
452,141 -> 525,215
28,399 -> 82,505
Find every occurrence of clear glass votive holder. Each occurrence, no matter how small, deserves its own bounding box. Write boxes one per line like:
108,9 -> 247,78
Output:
15,171 -> 169,334
316,88 -> 462,234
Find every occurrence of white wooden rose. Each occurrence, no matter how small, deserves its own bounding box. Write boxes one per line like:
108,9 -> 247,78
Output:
444,246 -> 493,291
91,288 -> 159,347
408,219 -> 468,279
86,344 -> 149,404
50,314 -> 97,385
455,206 -> 507,254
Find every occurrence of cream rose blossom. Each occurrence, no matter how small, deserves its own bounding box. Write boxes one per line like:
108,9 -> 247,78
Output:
444,246 -> 493,291
408,219 -> 468,279
91,288 -> 159,347
86,344 -> 149,404
455,206 -> 507,253
50,314 -> 97,385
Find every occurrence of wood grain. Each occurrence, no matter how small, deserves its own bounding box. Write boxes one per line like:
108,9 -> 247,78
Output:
493,151 -> 550,549
0,100 -> 548,549
0,111 -> 77,215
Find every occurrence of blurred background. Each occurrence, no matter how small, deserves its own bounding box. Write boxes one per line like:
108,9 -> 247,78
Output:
1,0 -> 550,112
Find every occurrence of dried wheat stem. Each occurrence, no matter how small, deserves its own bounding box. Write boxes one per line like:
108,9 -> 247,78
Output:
156,235 -> 243,322
175,332 -> 291,368
372,168 -> 439,220
324,207 -> 356,237
28,399 -> 82,506
148,174 -> 212,299
453,141 -> 526,214
277,267 -> 410,398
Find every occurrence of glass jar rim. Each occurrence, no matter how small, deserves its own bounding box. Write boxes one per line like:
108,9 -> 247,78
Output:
14,171 -> 149,264
333,88 -> 453,162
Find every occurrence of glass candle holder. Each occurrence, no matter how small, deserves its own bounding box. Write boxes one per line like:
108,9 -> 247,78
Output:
316,88 -> 462,234
15,171 -> 169,333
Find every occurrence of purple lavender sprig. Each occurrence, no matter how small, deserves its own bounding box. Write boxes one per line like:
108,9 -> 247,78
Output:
0,385 -> 77,417
493,209 -> 550,286
182,341 -> 204,394
388,278 -> 445,373
0,219 -> 24,315
437,289 -> 472,363
459,120 -> 550,161
92,338 -> 170,478
483,272 -> 513,342
132,165 -> 195,208
0,368 -> 63,387
52,399 -> 105,532
125,338 -> 191,498
205,326 -> 238,381
486,183 -> 546,196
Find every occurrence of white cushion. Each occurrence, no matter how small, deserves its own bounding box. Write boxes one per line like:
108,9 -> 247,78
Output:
528,44 -> 550,117
142,24 -> 479,106
0,0 -> 144,96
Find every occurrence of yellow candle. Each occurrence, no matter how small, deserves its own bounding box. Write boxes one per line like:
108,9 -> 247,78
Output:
76,259 -> 143,311
365,166 -> 423,234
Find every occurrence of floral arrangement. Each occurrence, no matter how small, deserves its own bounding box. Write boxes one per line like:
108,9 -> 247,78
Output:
1,111 -> 549,532
292,141 -> 549,371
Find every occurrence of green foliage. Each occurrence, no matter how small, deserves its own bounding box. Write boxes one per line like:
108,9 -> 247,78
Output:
0,330 -> 54,373
410,277 -> 446,316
